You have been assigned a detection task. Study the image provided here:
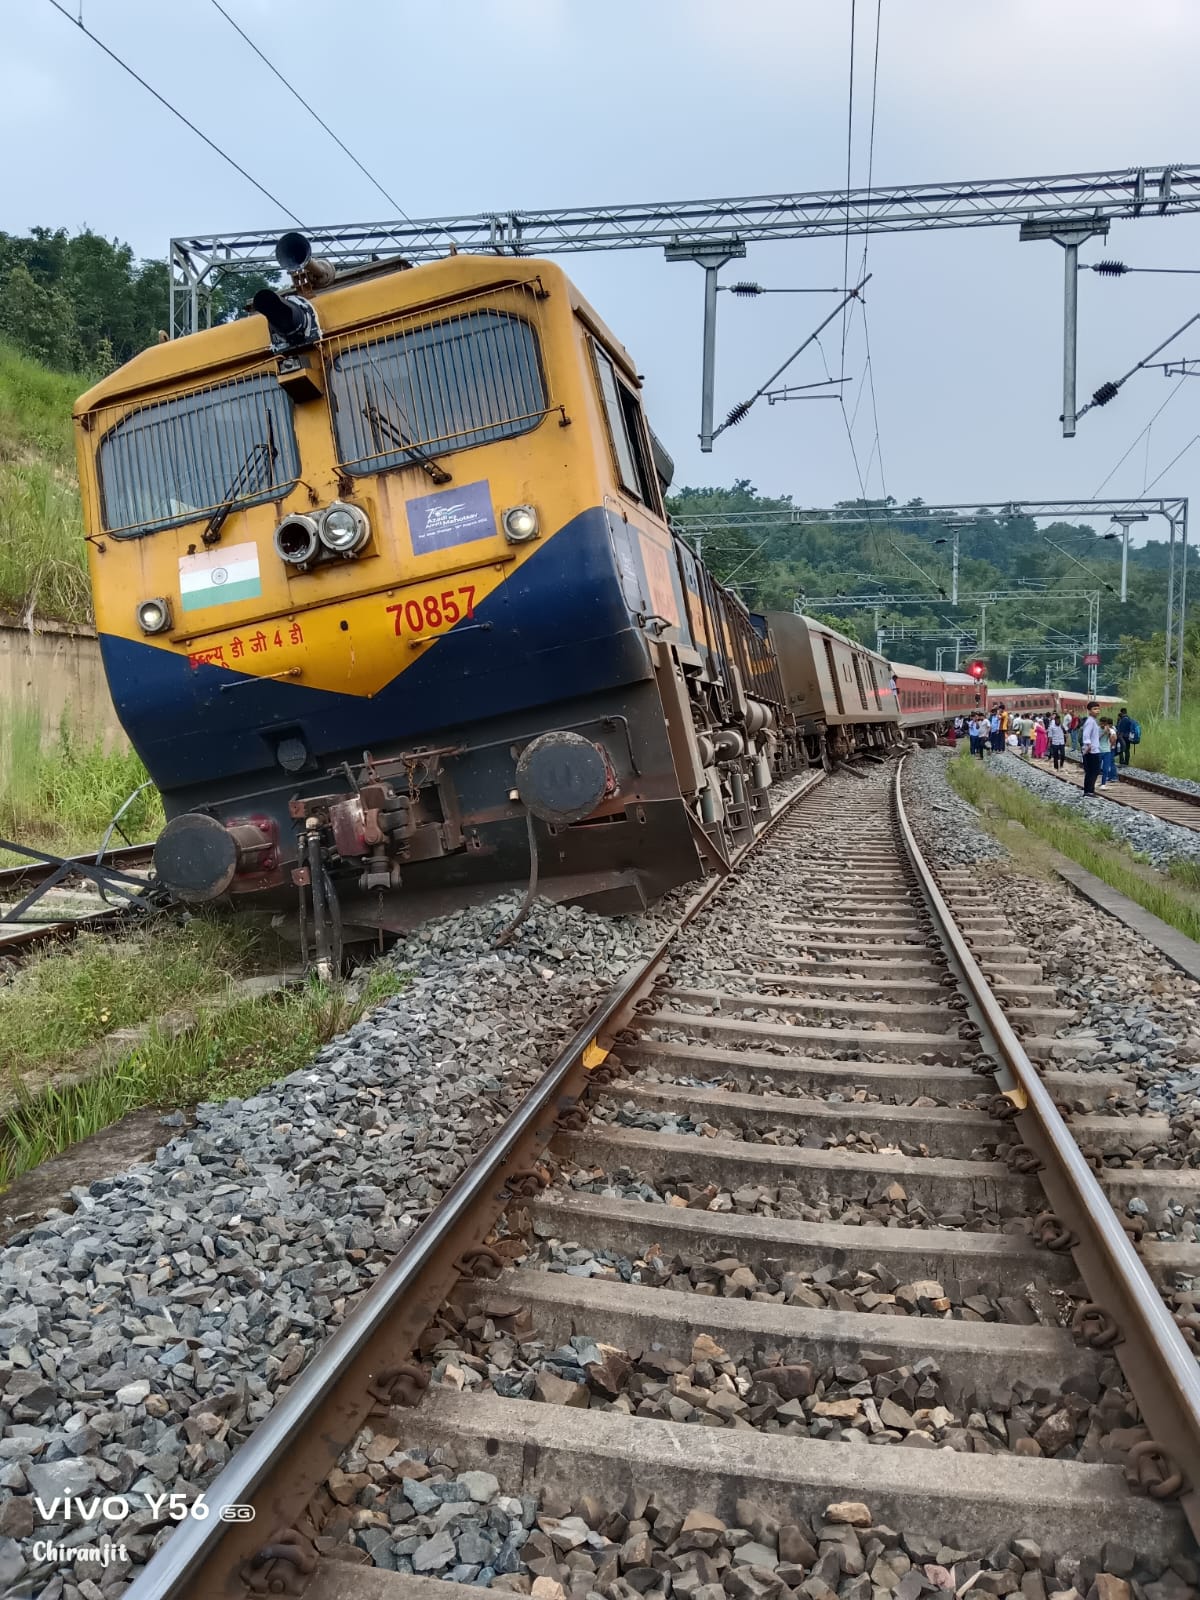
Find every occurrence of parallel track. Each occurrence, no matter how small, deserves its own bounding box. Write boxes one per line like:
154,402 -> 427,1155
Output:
124,763 -> 1200,1600
1035,754 -> 1200,833
0,843 -> 157,957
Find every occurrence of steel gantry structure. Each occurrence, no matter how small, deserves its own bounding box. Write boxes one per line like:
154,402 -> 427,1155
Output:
825,592 -> 1103,691
673,497 -> 1189,714
171,163 -> 1200,448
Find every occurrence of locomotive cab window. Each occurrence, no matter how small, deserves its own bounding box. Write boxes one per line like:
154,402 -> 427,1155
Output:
97,372 -> 300,537
592,342 -> 661,513
329,309 -> 548,475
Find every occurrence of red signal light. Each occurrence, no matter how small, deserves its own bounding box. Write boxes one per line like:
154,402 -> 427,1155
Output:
968,660 -> 986,680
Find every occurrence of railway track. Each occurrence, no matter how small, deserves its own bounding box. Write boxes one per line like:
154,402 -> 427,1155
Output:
0,842 -> 157,957
1037,755 -> 1200,833
125,762 -> 1200,1600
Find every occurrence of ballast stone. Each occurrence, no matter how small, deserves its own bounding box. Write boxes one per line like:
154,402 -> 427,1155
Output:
0,892 -> 665,1594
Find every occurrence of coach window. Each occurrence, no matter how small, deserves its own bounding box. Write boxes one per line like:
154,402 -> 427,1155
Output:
592,343 -> 662,514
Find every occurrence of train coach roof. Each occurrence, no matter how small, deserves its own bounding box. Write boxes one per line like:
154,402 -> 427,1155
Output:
766,611 -> 886,666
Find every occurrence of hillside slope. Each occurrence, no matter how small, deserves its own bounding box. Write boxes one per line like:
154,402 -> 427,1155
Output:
0,341 -> 89,624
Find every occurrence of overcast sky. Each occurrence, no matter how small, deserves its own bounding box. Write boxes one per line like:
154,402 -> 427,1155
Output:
7,0 -> 1200,553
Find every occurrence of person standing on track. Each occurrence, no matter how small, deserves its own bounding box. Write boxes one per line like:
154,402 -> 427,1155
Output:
1033,717 -> 1048,760
1099,718 -> 1118,787
1081,701 -> 1102,795
989,705 -> 1003,753
1116,707 -> 1134,767
1048,713 -> 1066,769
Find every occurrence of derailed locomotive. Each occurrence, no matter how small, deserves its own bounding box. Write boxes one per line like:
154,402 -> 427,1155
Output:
74,236 -> 905,963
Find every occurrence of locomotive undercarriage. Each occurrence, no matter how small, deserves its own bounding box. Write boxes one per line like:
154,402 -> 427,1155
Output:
152,675 -> 763,971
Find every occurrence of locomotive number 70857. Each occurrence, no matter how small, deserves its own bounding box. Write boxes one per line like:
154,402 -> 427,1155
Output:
386,586 -> 477,638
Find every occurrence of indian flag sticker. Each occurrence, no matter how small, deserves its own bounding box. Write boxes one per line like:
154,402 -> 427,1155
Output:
179,542 -> 263,612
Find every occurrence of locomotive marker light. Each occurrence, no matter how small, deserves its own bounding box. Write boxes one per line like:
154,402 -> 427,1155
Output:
502,504 -> 539,543
318,501 -> 370,556
136,598 -> 172,635
273,513 -> 321,567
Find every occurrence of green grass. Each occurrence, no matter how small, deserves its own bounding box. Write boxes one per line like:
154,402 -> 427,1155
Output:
0,704 -> 162,859
0,341 -> 89,624
0,341 -> 78,469
1118,664 -> 1200,783
947,751 -> 1200,943
0,917 -> 271,1073
0,919 -> 407,1186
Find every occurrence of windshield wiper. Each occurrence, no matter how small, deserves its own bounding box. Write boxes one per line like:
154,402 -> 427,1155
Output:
202,425 -> 277,546
362,376 -> 451,485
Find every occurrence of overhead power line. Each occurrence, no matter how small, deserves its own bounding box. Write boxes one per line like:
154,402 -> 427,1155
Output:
1076,310 -> 1200,421
44,0 -> 303,225
207,0 -> 442,250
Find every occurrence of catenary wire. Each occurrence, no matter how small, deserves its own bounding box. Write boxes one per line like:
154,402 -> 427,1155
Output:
1138,432 -> 1200,497
1091,378 -> 1187,497
207,0 -> 447,253
44,0 -> 304,226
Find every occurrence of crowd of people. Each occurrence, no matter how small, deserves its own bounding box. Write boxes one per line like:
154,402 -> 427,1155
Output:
952,704 -> 1139,796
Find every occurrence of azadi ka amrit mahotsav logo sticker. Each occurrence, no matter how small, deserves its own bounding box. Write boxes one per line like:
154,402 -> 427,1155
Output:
179,543 -> 263,612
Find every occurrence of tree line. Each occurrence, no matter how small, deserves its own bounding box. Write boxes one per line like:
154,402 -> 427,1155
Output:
0,228 -> 269,376
665,480 -> 1185,693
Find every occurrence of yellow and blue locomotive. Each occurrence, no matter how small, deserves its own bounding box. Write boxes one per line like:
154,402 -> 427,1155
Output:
75,235 -> 823,962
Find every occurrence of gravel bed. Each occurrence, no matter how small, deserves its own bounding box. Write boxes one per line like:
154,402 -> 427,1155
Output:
902,750 -> 1200,1247
900,754 -> 1007,869
0,894 -> 664,1599
422,1312 -> 1125,1462
525,1237 -> 1071,1326
995,753 -> 1200,870
631,1065 -> 997,1111
588,1099 -> 1003,1161
666,768 -> 912,996
558,1160 -> 1023,1233
321,1459 -> 1189,1600
639,1019 -> 965,1068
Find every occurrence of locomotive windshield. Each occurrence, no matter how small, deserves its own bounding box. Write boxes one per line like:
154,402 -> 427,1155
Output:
97,371 -> 300,537
328,309 -> 547,475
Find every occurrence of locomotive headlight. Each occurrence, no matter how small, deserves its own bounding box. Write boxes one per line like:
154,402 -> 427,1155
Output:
274,513 -> 321,567
318,501 -> 370,555
136,597 -> 171,634
502,504 -> 539,543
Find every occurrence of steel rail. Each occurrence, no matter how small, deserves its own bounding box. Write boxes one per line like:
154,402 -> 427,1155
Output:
0,907 -> 137,958
124,770 -> 826,1600
0,842 -> 154,893
1059,755 -> 1200,811
894,755 -> 1200,1539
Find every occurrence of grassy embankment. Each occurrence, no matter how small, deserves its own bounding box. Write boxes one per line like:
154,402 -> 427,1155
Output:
0,341 -> 90,624
946,751 -> 1200,942
0,915 -> 405,1187
0,341 -> 162,858
1121,664 -> 1200,783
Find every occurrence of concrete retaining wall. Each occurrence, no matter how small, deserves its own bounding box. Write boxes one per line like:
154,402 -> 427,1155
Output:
0,614 -> 127,748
